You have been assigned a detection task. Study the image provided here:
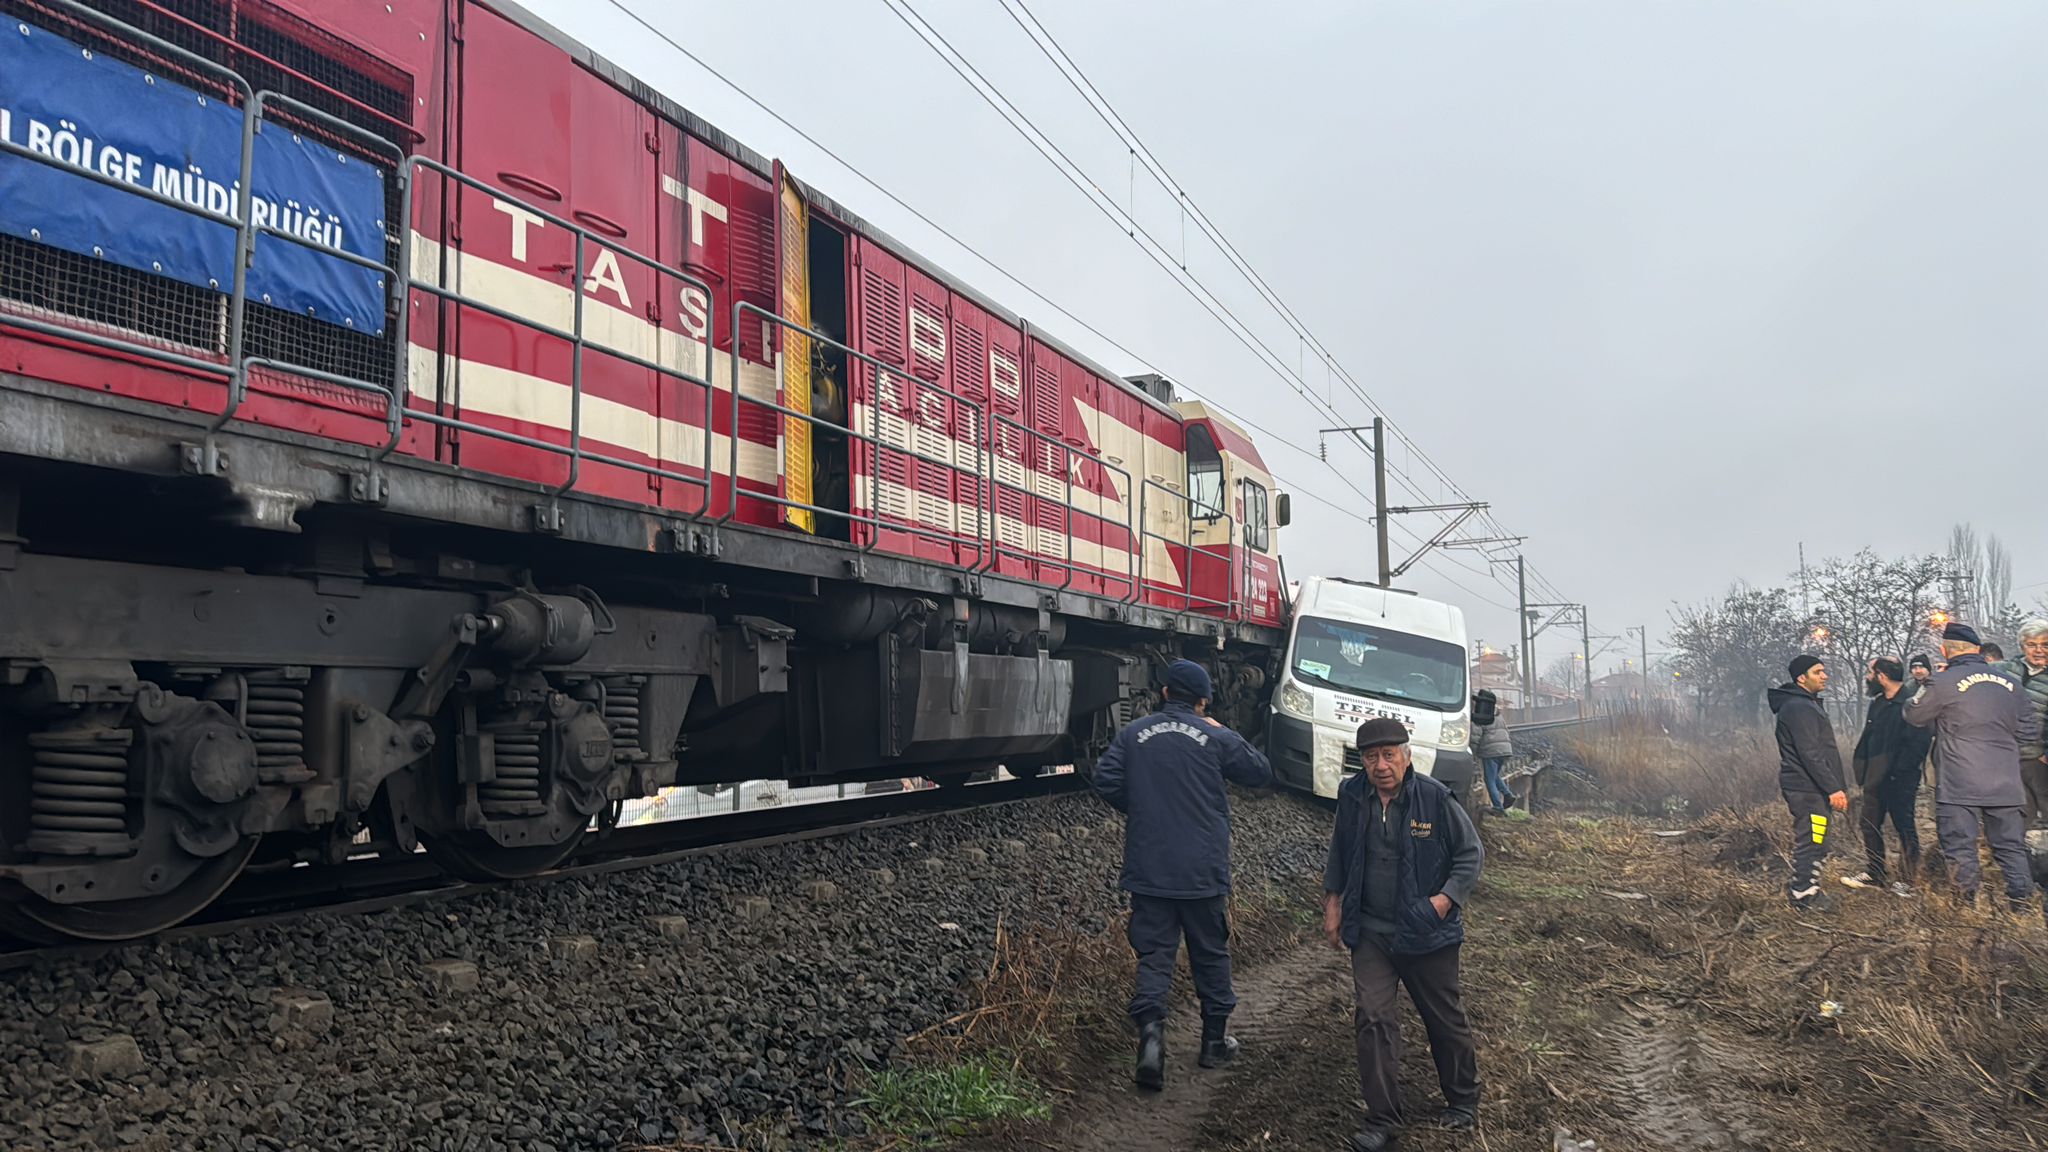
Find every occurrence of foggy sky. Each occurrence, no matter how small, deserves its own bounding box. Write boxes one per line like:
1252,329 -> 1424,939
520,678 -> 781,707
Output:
526,0 -> 2048,673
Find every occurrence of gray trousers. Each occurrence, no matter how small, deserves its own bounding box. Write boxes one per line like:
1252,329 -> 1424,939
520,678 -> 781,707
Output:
2023,757 -> 2048,827
1935,802 -> 2037,904
1352,939 -> 1478,1129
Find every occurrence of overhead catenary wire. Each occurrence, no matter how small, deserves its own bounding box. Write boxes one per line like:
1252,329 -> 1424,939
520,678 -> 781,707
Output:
989,0 -> 1569,601
881,0 -> 1559,604
870,0 -> 1499,528
598,0 -> 1528,608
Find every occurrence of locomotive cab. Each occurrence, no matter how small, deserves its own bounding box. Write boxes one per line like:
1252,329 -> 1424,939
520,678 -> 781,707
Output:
1173,402 -> 1287,627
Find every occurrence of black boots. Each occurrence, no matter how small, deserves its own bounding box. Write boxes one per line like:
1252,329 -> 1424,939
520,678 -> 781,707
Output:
1135,1015 -> 1238,1086
1197,1014 -> 1239,1068
1348,1126 -> 1394,1152
1134,1020 -> 1165,1090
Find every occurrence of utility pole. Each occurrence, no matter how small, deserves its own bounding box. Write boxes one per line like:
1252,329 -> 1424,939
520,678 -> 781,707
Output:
1623,625 -> 1648,707
1517,556 -> 1531,705
1373,417 -> 1389,587
1639,626 -> 1649,705
1580,611 -> 1592,721
1319,421 -> 1393,587
1319,422 -> 1501,590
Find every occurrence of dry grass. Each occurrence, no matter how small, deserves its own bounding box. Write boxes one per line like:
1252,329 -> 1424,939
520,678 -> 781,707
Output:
892,875 -> 1316,1148
905,883 -> 1314,1063
1556,715 -> 1783,817
1469,807 -> 2048,1151
1681,804 -> 2048,1150
1194,778 -> 2048,1150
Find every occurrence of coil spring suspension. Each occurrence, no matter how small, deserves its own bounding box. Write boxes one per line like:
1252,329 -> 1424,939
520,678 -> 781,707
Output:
25,725 -> 134,854
244,681 -> 311,784
602,677 -> 643,762
479,728 -> 544,815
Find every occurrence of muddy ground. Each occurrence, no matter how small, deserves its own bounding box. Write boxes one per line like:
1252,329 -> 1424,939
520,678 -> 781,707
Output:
942,801 -> 2048,1152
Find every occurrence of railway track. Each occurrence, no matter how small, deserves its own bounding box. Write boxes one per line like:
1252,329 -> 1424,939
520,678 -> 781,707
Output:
2,717 -> 1606,962
0,772 -> 1087,968
1508,714 -> 1614,734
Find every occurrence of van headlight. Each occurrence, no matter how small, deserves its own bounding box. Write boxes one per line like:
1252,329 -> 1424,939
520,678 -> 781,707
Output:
1439,716 -> 1469,749
1278,679 -> 1314,718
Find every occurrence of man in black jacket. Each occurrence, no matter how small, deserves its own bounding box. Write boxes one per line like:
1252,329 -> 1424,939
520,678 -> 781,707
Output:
1842,657 -> 1931,895
1093,659 -> 1272,1090
1769,654 -> 1848,911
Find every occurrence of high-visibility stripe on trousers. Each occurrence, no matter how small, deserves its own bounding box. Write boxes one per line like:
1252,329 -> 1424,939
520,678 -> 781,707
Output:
1786,792 -> 1834,903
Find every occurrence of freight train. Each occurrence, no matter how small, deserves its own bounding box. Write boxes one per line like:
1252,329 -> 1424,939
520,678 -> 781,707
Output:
0,0 -> 1307,940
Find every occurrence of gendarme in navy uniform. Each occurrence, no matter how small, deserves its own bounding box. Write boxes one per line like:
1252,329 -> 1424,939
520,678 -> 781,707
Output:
1093,659 -> 1272,1091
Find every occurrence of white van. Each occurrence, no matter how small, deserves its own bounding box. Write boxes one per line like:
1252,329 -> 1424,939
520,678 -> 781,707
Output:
1265,577 -> 1476,803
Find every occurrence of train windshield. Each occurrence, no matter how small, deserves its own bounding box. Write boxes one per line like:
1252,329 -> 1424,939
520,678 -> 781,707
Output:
1288,616 -> 1467,711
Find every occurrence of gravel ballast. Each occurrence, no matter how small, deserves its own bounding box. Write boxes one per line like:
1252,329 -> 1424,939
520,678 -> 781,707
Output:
0,787 -> 1331,1151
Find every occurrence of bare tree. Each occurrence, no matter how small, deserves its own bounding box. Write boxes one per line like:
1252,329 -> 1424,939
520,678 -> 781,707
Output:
1807,549 -> 1947,725
1946,523 -> 1981,622
1543,655 -> 1581,698
1984,535 -> 2013,615
1980,534 -> 2022,644
1668,583 -> 1809,726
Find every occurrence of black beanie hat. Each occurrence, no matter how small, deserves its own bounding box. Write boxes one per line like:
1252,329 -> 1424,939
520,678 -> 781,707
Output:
1788,654 -> 1823,681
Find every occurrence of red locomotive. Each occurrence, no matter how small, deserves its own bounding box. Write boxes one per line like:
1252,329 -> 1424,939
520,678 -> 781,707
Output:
0,0 -> 1287,940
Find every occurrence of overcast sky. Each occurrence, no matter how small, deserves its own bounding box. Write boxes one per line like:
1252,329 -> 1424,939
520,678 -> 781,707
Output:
527,0 -> 2046,671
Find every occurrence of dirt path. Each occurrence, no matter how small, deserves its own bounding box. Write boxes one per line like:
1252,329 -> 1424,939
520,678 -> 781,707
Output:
965,942 -> 1347,1152
1596,997 -> 1776,1152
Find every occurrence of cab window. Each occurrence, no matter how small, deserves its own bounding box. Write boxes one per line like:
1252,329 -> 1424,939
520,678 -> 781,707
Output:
1243,480 -> 1269,552
1186,425 -> 1224,520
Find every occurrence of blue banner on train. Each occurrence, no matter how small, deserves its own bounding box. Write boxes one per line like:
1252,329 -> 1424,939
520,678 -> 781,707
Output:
0,22 -> 387,336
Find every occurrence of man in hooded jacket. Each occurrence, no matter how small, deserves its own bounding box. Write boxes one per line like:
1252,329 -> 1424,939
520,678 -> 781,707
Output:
1094,659 -> 1272,1090
1770,654 -> 1848,910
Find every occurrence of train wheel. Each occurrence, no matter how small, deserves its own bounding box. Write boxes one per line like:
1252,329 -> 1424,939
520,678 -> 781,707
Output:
7,835 -> 260,942
420,826 -> 588,883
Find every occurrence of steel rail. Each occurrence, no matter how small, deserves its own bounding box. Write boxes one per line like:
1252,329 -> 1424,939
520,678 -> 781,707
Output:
0,772 -> 1088,967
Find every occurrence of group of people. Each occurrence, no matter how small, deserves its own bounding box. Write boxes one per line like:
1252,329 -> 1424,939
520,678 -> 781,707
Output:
1771,620 -> 2048,918
1088,626 -> 2048,1147
1093,659 -> 1481,1151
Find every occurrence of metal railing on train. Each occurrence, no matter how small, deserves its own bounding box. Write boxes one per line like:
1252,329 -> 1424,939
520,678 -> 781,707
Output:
0,0 -> 1267,631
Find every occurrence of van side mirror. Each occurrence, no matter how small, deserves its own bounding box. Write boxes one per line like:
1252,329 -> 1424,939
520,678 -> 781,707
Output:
1275,492 -> 1292,527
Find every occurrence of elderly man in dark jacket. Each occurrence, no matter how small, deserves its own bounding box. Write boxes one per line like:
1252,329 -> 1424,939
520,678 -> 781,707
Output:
1323,718 -> 1484,1151
1998,620 -> 2048,827
1094,659 -> 1271,1090
1905,623 -> 2041,914
1770,654 -> 1848,910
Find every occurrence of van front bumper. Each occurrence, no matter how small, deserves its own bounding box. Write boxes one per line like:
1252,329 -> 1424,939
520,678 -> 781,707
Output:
1267,710 -> 1476,804
1267,711 -> 1317,792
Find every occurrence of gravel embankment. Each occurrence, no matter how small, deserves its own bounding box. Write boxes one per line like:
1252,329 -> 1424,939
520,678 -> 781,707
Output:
0,786 -> 1330,1152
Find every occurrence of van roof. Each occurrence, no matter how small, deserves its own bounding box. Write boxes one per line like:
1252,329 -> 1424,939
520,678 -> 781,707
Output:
1295,577 -> 1468,644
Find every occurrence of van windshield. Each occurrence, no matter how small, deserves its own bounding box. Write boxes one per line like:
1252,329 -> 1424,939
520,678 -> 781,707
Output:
1289,615 -> 1467,711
